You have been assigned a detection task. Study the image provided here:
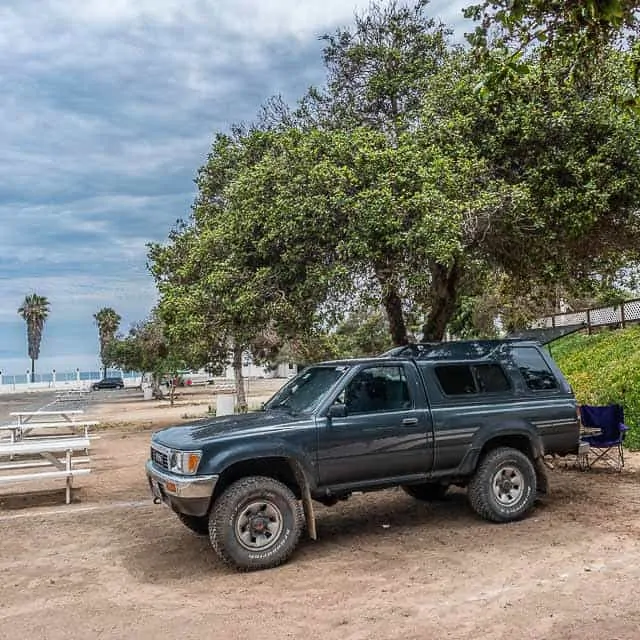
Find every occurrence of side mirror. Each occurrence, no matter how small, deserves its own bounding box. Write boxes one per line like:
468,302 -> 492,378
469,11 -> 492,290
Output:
327,403 -> 347,419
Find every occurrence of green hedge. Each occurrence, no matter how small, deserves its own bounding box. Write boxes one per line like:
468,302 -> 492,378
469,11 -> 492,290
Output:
549,326 -> 640,450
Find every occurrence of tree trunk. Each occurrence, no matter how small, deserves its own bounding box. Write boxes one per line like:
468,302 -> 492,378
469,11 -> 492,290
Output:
102,365 -> 107,379
233,347 -> 248,413
151,373 -> 164,400
169,380 -> 176,407
421,260 -> 462,341
31,359 -> 35,381
375,262 -> 409,346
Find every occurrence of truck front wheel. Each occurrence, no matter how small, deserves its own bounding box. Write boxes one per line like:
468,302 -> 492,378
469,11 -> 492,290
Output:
209,476 -> 303,571
468,447 -> 537,523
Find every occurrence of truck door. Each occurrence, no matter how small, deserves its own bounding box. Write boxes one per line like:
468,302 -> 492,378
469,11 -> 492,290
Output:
317,362 -> 434,486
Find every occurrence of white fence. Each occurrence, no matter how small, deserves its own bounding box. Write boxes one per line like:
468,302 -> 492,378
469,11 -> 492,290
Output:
533,298 -> 640,332
0,374 -> 142,395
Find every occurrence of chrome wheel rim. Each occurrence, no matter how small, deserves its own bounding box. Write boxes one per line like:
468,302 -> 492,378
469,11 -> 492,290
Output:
492,466 -> 525,506
235,500 -> 284,551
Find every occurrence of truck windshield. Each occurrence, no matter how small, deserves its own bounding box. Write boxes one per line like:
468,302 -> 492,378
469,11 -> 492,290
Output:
264,366 -> 350,414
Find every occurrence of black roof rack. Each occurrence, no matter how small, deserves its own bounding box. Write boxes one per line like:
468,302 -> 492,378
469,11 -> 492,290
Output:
505,323 -> 586,345
380,338 -> 534,361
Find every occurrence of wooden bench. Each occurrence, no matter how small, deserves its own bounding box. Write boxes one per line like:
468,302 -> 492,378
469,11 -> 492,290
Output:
0,437 -> 91,504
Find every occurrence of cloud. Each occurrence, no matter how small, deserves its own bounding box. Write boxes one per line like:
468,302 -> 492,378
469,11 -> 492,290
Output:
0,0 -> 470,373
3,274 -> 156,324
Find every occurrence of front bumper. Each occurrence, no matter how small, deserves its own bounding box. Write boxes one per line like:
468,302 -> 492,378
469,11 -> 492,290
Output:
145,460 -> 218,517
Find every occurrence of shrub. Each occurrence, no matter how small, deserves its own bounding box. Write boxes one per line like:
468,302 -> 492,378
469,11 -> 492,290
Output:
550,326 -> 640,450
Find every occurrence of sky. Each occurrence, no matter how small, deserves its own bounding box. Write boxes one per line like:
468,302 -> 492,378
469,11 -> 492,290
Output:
0,0 -> 471,376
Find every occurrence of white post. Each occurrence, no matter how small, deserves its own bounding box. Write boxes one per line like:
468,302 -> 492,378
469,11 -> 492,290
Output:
52,369 -> 56,388
76,368 -> 80,385
65,448 -> 72,505
0,370 -> 3,386
27,370 -> 31,385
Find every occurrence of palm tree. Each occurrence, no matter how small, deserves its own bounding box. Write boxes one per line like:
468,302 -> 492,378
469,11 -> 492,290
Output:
94,307 -> 122,378
18,293 -> 50,381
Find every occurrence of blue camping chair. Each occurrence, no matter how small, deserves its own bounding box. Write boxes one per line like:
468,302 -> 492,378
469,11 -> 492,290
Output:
578,404 -> 630,472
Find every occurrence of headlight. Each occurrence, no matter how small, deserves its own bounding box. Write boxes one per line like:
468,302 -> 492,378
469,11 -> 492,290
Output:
169,450 -> 202,475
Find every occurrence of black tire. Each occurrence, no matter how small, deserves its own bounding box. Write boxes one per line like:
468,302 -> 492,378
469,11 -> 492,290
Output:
468,447 -> 537,523
209,476 -> 303,571
402,483 -> 449,501
177,513 -> 210,536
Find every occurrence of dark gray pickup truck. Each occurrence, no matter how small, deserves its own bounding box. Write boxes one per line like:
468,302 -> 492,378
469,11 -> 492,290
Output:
146,339 -> 580,571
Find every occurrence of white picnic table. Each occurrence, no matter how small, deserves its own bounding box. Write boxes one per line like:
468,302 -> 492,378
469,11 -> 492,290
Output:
55,388 -> 91,402
11,409 -> 85,424
0,436 -> 91,504
4,410 -> 99,442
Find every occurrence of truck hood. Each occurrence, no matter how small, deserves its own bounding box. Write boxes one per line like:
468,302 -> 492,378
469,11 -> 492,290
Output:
152,409 -> 308,449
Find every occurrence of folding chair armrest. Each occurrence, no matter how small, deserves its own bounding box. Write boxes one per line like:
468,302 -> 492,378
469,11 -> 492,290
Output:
619,423 -> 630,432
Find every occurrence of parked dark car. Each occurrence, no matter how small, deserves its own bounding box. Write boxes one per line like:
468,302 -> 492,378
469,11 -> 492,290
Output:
145,339 -> 581,571
91,376 -> 125,390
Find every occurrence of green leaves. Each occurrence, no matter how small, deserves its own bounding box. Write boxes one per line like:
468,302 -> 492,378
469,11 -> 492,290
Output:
17,293 -> 50,368
316,0 -> 453,132
145,0 -> 640,363
94,307 -> 121,373
148,127 -> 336,374
105,309 -> 180,380
466,0 -> 640,92
553,326 -> 640,450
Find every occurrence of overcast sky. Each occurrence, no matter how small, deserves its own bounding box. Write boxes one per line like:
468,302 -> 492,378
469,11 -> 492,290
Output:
0,0 -> 470,375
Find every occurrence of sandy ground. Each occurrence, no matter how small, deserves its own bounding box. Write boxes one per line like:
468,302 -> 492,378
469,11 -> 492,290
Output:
0,386 -> 639,640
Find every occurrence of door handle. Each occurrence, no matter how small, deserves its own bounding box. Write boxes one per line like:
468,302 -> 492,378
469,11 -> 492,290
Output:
402,418 -> 418,426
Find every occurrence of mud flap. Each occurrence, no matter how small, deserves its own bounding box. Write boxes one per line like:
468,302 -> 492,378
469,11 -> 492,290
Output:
291,461 -> 317,540
534,455 -> 549,497
301,482 -> 317,540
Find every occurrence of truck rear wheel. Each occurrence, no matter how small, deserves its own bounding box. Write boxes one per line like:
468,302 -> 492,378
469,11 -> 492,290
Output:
468,447 -> 537,523
177,513 -> 209,536
209,476 -> 303,571
402,483 -> 449,501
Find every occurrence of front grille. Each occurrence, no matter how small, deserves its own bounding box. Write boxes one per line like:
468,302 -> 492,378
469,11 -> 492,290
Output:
151,446 -> 169,470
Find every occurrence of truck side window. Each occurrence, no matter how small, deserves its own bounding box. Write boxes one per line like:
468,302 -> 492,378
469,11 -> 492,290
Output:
474,364 -> 511,393
434,365 -> 477,395
344,366 -> 411,414
511,347 -> 558,391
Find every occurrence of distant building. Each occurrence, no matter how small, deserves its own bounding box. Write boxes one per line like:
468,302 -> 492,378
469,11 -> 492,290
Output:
222,352 -> 297,380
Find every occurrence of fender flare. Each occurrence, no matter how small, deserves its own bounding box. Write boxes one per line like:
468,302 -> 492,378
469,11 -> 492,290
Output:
202,442 -> 318,540
459,420 -> 545,475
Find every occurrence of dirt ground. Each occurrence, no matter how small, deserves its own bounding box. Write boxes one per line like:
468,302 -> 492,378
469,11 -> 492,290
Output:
88,378 -> 288,430
0,386 -> 639,640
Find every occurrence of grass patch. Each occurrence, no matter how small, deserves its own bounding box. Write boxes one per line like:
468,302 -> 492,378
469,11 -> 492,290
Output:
550,326 -> 640,450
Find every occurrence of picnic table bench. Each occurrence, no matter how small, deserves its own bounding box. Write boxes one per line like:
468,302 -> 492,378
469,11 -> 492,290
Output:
0,436 -> 91,504
54,388 -> 91,404
55,388 -> 90,396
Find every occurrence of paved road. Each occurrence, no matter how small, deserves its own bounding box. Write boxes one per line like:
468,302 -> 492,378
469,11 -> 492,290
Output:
0,388 -> 140,426
0,391 -> 59,424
